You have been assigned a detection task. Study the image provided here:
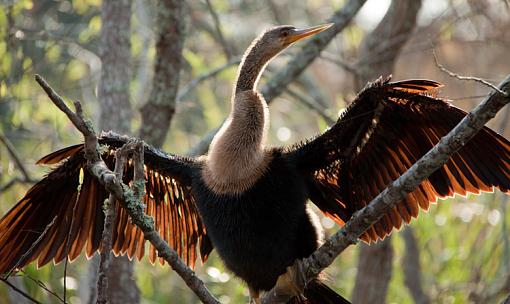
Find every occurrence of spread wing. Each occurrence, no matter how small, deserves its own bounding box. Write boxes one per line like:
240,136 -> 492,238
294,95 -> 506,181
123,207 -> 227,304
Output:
286,77 -> 510,243
0,132 -> 213,274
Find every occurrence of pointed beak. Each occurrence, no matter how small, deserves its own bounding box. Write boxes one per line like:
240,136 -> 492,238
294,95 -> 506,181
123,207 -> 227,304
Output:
285,23 -> 334,44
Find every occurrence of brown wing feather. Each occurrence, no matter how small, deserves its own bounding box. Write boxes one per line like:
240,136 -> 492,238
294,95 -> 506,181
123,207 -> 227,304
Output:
292,77 -> 510,243
0,133 -> 212,274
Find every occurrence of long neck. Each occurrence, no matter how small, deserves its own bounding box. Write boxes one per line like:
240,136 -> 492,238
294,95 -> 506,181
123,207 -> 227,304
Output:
205,41 -> 274,193
235,40 -> 273,92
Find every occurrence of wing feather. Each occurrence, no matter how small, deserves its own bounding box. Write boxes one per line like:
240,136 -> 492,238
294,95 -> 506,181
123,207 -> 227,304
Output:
288,77 -> 510,243
0,132 -> 211,274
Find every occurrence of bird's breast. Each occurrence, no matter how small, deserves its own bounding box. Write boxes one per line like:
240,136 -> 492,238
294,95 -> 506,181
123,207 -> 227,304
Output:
191,151 -> 317,290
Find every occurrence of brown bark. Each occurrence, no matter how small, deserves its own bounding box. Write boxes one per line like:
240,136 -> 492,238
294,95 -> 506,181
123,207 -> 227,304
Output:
139,0 -> 185,147
352,239 -> 394,304
351,1 -> 422,303
98,0 -> 133,133
91,0 -> 139,303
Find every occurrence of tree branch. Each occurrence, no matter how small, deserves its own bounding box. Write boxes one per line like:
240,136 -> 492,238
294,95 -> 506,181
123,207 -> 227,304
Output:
1,278 -> 41,304
284,87 -> 335,125
204,0 -> 236,59
96,145 -> 131,304
433,49 -> 508,96
0,177 -> 35,192
139,0 -> 186,147
261,75 -> 510,303
35,75 -> 220,304
0,132 -> 32,182
177,57 -> 241,102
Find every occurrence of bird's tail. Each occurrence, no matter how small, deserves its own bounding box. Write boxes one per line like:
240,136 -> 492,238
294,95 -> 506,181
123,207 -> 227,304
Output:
288,280 -> 350,304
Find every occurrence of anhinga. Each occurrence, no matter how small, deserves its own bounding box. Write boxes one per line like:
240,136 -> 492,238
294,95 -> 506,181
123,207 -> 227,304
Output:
1,24 -> 510,304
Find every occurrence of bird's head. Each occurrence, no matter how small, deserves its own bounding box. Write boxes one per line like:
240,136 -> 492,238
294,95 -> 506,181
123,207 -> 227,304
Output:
255,23 -> 334,59
235,23 -> 334,92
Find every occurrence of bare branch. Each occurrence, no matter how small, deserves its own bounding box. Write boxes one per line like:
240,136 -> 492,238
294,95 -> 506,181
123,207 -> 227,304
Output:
97,144 -> 131,304
1,278 -> 41,304
284,87 -> 335,125
3,217 -> 57,278
35,75 -> 220,304
0,177 -> 35,192
0,132 -> 32,181
433,49 -> 508,96
204,0 -> 236,59
177,57 -> 241,101
35,74 -> 100,164
19,271 -> 66,303
320,53 -> 359,76
261,75 -> 510,303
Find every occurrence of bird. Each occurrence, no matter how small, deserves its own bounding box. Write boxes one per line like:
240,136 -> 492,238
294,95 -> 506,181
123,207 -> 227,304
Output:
1,23 -> 510,304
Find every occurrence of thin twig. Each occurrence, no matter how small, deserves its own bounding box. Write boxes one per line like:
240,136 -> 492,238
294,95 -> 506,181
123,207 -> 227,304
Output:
261,74 -> 510,303
284,87 -> 336,125
204,0 -> 235,59
0,177 -> 36,192
1,278 -> 42,304
320,53 -> 359,76
96,144 -> 132,304
177,57 -> 241,101
433,49 -> 508,96
0,132 -> 32,181
18,271 -> 66,303
35,75 -> 221,304
4,217 -> 57,278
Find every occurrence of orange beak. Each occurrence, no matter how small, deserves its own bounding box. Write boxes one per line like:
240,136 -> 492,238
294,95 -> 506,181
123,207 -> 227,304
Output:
284,23 -> 334,44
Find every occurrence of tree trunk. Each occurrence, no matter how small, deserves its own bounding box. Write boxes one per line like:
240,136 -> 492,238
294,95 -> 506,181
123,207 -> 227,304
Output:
352,239 -> 394,304
87,0 -> 139,303
351,1 -> 422,303
139,0 -> 185,147
402,228 -> 430,304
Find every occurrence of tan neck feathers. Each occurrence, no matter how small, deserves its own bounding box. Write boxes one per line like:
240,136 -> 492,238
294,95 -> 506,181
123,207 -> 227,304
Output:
204,91 -> 270,194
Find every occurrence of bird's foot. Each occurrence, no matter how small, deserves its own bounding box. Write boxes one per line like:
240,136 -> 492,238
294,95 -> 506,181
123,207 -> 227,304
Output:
249,287 -> 261,304
273,259 -> 307,298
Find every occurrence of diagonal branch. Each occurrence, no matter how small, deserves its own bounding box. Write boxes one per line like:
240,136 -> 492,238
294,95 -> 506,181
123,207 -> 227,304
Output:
0,132 -> 33,182
204,0 -> 236,59
261,75 -> 510,303
34,75 -> 220,304
1,277 -> 41,304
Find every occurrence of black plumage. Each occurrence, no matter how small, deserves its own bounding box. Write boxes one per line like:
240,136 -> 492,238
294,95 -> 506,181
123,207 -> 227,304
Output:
193,149 -> 316,291
1,24 -> 510,304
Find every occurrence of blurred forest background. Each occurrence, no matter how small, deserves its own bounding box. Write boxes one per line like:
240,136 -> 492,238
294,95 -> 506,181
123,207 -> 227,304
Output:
1,0 -> 510,303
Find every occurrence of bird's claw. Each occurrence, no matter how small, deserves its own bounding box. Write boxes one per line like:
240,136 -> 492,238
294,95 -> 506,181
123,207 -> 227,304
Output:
273,259 -> 307,298
249,287 -> 261,304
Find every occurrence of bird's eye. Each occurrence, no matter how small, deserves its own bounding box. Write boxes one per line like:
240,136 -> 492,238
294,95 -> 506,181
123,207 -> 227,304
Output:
282,31 -> 289,37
